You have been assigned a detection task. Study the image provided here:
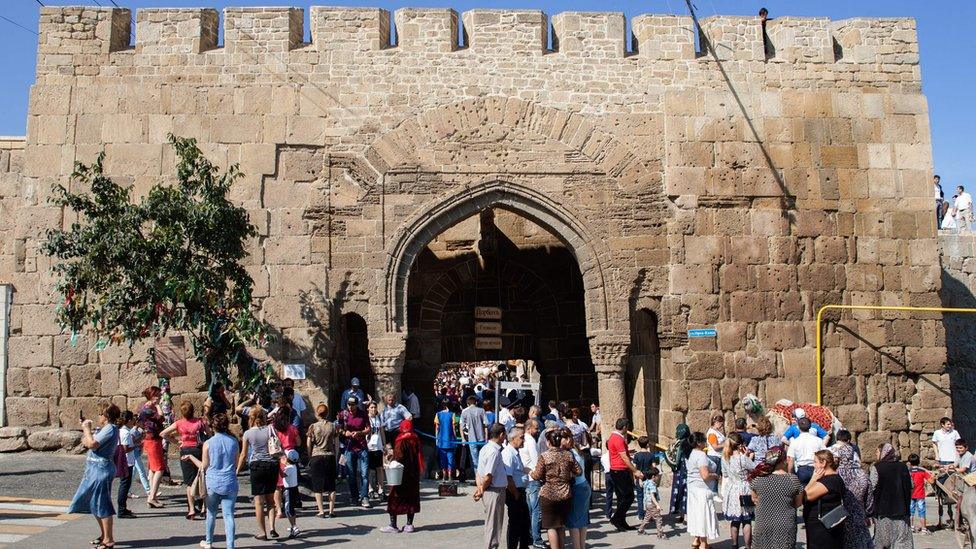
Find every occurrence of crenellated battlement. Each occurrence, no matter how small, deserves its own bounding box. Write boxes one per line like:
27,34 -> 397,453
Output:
34,6 -> 920,87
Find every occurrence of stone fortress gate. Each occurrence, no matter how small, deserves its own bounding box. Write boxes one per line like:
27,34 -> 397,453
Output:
0,5 -> 962,457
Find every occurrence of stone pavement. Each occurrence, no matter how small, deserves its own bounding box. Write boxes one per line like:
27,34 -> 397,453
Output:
0,452 -> 963,548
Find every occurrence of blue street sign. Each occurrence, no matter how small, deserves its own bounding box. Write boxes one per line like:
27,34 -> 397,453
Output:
688,329 -> 717,338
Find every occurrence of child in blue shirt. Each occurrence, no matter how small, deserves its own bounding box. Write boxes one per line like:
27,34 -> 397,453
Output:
638,467 -> 668,538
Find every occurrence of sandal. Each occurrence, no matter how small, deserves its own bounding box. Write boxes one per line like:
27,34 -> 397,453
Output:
90,538 -> 102,545
254,535 -> 268,541
95,543 -> 115,549
147,500 -> 164,508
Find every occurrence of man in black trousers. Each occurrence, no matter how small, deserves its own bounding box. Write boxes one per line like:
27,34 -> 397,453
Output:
606,417 -> 644,531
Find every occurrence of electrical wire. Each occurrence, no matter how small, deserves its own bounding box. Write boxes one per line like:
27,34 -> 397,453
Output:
0,15 -> 38,35
34,0 -> 45,7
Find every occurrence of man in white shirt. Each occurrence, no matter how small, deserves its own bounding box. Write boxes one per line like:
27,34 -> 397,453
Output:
502,427 -> 531,548
519,419 -> 544,546
473,424 -> 510,549
933,417 -> 961,467
786,418 -> 825,484
402,385 -> 421,420
955,185 -> 973,232
933,416 -> 962,526
589,403 -> 602,440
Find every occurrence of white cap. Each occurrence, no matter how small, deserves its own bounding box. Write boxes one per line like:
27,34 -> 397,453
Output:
793,408 -> 806,419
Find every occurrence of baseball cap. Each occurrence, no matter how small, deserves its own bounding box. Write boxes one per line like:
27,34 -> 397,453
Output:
347,396 -> 360,405
793,408 -> 806,419
285,449 -> 299,462
351,377 -> 361,386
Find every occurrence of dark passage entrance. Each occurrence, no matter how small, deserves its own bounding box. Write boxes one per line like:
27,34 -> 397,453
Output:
335,312 -> 374,408
404,208 -> 595,419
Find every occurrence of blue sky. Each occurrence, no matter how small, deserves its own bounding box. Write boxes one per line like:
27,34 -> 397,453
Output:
1,0 -> 972,185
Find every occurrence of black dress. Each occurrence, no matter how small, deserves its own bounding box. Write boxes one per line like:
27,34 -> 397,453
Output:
802,473 -> 846,549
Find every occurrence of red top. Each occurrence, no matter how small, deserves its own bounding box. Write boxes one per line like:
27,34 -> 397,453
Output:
174,418 -> 206,448
276,425 -> 300,450
607,432 -> 629,471
910,467 -> 931,499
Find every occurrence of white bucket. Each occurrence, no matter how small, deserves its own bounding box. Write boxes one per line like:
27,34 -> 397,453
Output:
385,461 -> 405,486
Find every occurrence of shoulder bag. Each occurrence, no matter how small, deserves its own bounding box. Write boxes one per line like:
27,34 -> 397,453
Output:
267,425 -> 284,457
818,498 -> 849,529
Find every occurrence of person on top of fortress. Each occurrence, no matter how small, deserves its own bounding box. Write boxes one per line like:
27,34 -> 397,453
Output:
780,409 -> 828,444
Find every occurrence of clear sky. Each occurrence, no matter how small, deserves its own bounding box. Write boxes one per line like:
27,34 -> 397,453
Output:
1,0 -> 972,185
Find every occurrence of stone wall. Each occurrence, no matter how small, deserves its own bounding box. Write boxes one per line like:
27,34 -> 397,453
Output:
0,6 -> 948,459
939,234 -> 976,442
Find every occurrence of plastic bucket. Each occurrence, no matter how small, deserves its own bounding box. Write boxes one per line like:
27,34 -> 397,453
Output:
385,463 -> 405,486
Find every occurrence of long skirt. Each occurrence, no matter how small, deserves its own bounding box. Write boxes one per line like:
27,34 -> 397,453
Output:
565,481 -> 591,529
686,483 -> 720,540
69,458 -> 117,518
669,463 -> 688,515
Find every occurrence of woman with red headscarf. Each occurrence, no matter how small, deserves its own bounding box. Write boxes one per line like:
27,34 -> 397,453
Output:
381,418 -> 423,533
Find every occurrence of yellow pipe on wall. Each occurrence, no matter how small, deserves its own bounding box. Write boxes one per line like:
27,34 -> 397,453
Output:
815,304 -> 976,405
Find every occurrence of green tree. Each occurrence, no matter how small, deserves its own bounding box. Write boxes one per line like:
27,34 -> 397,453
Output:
43,134 -> 268,386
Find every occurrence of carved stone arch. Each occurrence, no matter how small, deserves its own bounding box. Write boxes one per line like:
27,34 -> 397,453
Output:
384,179 -> 611,335
365,96 -> 651,183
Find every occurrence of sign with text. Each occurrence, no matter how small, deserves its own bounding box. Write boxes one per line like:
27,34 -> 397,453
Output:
474,306 -> 502,320
154,335 -> 187,378
475,321 -> 502,335
688,329 -> 718,338
283,363 -> 306,380
475,337 -> 503,350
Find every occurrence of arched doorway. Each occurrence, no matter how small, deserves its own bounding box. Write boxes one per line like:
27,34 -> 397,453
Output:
629,309 -> 662,441
335,312 -> 374,407
402,207 -> 596,417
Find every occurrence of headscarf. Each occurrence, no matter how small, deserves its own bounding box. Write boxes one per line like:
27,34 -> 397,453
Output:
666,423 -> 693,470
395,419 -> 424,472
834,442 -> 873,511
878,443 -> 898,462
748,445 -> 786,481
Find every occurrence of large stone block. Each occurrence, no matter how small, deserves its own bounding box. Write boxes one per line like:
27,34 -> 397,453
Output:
6,397 -> 49,426
27,367 -> 61,397
68,364 -> 101,397
879,402 -> 909,431
757,322 -> 805,351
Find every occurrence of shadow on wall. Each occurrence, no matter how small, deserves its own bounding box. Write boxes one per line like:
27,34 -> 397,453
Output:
264,275 -> 353,411
940,268 -> 976,442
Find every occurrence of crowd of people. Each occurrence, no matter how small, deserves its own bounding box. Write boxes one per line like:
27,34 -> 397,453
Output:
64,376 -> 974,549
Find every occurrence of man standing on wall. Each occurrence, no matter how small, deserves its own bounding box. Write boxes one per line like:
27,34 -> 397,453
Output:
935,175 -> 945,229
955,185 -> 973,233
607,418 -> 645,531
461,395 -> 489,477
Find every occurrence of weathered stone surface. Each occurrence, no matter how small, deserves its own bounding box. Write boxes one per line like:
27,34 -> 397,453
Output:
0,7 -> 951,457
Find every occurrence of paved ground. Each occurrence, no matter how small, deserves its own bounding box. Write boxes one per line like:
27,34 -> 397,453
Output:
0,452 -> 965,548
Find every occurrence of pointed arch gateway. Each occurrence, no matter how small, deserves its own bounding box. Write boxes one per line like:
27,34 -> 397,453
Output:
383,180 -> 610,335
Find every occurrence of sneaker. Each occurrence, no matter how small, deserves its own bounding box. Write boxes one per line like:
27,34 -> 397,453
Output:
199,542 -> 212,549
402,524 -> 415,533
289,526 -> 301,538
118,510 -> 137,519
327,511 -> 336,518
379,526 -> 399,533
361,498 -> 371,508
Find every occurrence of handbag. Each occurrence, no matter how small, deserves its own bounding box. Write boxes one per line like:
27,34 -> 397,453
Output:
819,499 -> 849,529
267,425 -> 284,457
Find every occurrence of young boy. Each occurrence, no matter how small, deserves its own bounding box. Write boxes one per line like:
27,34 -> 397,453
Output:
907,453 -> 933,534
281,449 -> 301,538
637,467 -> 667,538
632,436 -> 654,520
